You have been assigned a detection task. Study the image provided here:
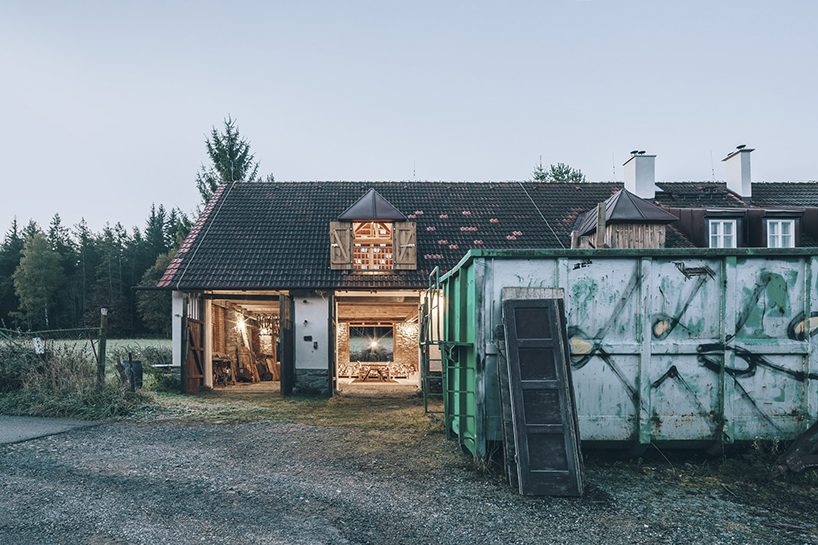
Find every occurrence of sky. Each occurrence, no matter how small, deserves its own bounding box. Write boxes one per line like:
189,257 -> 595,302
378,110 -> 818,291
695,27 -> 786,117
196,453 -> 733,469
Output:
1,1 -> 817,232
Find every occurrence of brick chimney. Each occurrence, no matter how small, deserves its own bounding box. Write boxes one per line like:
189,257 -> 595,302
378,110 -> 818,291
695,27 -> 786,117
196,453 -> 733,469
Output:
623,150 -> 656,199
722,145 -> 753,198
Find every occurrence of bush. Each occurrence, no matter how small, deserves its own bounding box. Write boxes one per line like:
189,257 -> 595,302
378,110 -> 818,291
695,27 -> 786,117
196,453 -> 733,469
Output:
107,342 -> 177,392
0,343 -> 41,393
0,345 -> 147,419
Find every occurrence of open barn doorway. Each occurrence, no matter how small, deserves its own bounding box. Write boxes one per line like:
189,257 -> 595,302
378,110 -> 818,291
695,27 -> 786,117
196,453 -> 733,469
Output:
334,290 -> 421,395
205,293 -> 282,393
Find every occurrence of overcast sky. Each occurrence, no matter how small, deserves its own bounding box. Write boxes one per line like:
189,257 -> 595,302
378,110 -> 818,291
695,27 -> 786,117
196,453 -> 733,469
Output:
2,1 -> 817,231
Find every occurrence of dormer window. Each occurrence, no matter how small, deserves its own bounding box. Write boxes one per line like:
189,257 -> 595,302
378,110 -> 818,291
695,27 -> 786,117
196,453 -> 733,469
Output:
708,219 -> 737,248
330,189 -> 416,272
353,222 -> 394,271
767,219 -> 795,248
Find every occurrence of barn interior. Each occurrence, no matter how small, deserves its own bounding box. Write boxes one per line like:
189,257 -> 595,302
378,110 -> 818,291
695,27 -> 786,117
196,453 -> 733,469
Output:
334,290 -> 421,392
207,296 -> 281,390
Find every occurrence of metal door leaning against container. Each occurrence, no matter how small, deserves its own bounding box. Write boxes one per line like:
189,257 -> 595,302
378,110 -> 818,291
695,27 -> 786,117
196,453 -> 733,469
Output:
499,288 -> 583,496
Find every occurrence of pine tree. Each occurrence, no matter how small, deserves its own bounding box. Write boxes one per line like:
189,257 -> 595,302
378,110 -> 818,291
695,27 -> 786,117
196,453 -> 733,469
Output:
47,214 -> 79,328
195,116 -> 274,205
531,161 -> 586,183
13,232 -> 64,329
137,251 -> 175,335
0,219 -> 24,327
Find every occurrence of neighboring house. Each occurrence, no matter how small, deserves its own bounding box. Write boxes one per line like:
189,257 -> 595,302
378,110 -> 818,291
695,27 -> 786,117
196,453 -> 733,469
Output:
159,147 -> 818,396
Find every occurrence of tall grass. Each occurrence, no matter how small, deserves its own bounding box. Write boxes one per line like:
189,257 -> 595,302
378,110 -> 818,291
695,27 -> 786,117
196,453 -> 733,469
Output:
0,343 -> 147,420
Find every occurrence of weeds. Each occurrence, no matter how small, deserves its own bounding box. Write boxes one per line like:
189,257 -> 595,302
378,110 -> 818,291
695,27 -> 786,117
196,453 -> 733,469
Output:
0,344 -> 148,419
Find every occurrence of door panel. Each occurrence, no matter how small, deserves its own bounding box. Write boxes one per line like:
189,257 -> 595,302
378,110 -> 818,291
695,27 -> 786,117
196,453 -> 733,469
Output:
279,294 -> 295,396
502,298 -> 583,496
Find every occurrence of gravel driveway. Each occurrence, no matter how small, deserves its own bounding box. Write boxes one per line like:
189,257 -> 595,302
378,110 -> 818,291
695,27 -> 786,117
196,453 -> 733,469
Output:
1,388 -> 816,545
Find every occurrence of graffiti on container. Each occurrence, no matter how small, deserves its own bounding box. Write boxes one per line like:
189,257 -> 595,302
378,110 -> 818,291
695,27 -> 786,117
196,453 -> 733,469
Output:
652,270 -> 817,432
568,266 -> 817,435
652,275 -> 709,340
567,268 -> 642,401
787,311 -> 818,341
673,261 -> 716,280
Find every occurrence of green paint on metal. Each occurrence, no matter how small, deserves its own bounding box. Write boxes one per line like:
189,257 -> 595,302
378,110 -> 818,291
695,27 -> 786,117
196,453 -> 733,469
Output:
433,251 -> 817,455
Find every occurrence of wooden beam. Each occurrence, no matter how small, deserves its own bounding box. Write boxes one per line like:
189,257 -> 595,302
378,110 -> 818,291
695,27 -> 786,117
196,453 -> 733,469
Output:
595,203 -> 607,249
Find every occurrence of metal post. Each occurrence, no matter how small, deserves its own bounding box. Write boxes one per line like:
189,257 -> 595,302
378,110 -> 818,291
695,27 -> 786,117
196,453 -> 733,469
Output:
97,308 -> 108,389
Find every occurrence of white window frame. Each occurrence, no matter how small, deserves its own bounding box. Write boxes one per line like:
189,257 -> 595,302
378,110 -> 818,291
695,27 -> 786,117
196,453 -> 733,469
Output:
766,219 -> 796,248
708,219 -> 737,248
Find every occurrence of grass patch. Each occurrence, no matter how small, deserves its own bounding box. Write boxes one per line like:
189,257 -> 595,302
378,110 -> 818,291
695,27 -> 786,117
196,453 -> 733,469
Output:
0,344 -> 149,420
141,387 -> 442,434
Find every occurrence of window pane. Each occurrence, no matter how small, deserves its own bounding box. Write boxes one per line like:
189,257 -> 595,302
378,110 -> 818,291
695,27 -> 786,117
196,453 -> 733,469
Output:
782,234 -> 794,248
781,221 -> 792,235
769,221 -> 779,237
710,222 -> 719,236
724,234 -> 735,248
710,235 -> 719,248
723,221 -> 733,235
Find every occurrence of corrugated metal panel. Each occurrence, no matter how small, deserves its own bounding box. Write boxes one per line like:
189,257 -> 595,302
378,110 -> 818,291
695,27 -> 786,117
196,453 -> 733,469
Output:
436,250 -> 818,457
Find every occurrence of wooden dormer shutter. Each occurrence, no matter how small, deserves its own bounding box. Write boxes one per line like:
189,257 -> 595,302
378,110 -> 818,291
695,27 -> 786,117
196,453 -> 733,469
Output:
393,221 -> 417,270
330,221 -> 353,270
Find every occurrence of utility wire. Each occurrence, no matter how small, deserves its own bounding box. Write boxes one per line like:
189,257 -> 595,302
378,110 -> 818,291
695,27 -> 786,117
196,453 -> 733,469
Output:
518,181 -> 566,249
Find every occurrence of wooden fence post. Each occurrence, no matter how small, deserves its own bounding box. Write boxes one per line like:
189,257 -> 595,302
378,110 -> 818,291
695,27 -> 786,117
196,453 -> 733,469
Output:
97,307 -> 108,389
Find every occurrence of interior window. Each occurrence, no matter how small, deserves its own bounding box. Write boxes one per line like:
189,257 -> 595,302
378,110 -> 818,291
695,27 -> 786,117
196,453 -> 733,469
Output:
349,325 -> 394,362
352,222 -> 393,272
767,219 -> 795,248
709,219 -> 737,248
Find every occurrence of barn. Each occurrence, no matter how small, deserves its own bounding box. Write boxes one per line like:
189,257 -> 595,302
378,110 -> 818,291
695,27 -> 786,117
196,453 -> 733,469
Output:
158,150 -> 818,400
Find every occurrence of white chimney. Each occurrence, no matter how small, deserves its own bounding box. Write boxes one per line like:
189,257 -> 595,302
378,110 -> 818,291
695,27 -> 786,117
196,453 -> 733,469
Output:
623,151 -> 656,199
722,145 -> 753,198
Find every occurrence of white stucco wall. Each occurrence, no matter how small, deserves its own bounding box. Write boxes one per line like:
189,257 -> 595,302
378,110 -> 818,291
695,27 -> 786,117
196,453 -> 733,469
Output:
294,291 -> 330,370
171,290 -> 184,368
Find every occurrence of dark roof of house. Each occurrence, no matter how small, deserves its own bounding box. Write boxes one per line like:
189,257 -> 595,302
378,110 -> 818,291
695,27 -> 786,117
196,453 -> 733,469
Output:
751,182 -> 818,207
159,181 -> 626,290
159,180 -> 817,291
655,181 -> 818,209
574,189 -> 678,236
337,188 -> 407,221
654,182 -> 747,208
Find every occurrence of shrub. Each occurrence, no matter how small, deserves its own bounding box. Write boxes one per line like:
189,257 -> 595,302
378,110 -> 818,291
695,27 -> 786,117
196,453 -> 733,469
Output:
107,343 -> 176,391
0,345 -> 147,419
0,343 -> 41,393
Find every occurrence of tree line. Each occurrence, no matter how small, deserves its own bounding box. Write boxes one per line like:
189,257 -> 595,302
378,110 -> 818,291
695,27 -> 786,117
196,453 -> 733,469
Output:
0,207 -> 190,336
1,117 -> 270,337
1,116 -> 582,337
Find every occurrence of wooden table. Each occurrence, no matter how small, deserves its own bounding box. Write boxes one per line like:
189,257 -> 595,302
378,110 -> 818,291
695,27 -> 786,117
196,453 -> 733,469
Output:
358,362 -> 391,382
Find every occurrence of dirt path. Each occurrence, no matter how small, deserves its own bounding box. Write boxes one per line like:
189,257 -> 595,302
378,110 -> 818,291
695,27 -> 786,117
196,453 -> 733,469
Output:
0,389 -> 816,544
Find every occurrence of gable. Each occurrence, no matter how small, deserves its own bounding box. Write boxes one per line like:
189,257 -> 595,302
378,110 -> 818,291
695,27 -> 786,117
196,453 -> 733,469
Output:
337,188 -> 407,221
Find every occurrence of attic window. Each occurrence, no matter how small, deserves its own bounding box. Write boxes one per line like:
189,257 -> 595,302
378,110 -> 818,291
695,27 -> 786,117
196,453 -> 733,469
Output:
330,189 -> 416,272
353,222 -> 393,272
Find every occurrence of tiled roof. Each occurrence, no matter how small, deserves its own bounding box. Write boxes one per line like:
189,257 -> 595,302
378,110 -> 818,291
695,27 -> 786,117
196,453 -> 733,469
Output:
159,181 -> 624,290
654,182 -> 747,208
751,182 -> 818,207
574,189 -> 678,236
159,180 -> 816,291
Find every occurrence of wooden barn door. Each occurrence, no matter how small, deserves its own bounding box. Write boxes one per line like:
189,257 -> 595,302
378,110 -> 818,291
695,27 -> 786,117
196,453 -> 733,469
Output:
182,294 -> 205,394
279,294 -> 295,396
327,292 -> 336,396
501,297 -> 583,496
